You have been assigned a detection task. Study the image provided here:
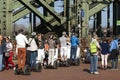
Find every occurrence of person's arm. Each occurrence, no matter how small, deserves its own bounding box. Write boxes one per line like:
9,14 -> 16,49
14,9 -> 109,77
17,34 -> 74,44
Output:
77,38 -> 80,45
24,36 -> 29,44
7,43 -> 13,51
96,41 -> 101,50
109,42 -> 113,52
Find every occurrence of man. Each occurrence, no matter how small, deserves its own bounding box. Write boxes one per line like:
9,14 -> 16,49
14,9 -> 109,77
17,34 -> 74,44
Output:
15,29 -> 29,71
70,33 -> 79,63
109,36 -> 119,70
0,35 -> 3,71
90,34 -> 101,74
27,32 -> 38,68
59,31 -> 67,61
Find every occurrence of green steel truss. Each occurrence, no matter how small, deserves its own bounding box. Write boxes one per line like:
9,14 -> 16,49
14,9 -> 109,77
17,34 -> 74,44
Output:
0,0 -> 114,37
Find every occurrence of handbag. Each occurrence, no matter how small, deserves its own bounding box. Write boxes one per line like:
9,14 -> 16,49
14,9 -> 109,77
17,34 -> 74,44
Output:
26,44 -> 30,47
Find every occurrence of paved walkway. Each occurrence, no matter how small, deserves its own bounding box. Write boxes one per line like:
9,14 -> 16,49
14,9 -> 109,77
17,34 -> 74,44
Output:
0,62 -> 120,80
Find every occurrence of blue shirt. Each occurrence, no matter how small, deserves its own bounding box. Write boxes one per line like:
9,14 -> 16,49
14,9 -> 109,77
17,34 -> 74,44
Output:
109,39 -> 119,52
70,36 -> 79,46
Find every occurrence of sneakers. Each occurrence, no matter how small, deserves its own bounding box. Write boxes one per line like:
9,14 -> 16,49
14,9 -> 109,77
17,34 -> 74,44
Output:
90,72 -> 94,74
110,67 -> 118,70
115,68 -> 118,70
90,72 -> 99,74
110,68 -> 115,70
13,67 -> 16,71
94,72 -> 99,74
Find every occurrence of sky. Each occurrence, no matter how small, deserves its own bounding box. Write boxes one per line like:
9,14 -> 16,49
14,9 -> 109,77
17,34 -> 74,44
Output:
89,3 -> 113,28
15,0 -> 113,29
15,0 -> 64,28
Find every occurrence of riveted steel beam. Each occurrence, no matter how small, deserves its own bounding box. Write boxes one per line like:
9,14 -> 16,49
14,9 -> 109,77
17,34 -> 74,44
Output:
18,0 -> 62,27
18,0 -> 46,21
13,1 -> 23,9
89,3 -> 107,17
36,0 -> 61,23
13,0 -> 54,22
13,7 -> 30,22
81,0 -> 113,3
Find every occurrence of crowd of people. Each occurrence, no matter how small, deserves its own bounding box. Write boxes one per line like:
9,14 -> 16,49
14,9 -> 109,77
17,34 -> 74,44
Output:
84,33 -> 119,74
0,29 -> 119,76
0,29 -> 80,72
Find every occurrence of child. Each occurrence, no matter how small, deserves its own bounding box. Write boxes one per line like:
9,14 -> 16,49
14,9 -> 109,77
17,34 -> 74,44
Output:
44,39 -> 49,65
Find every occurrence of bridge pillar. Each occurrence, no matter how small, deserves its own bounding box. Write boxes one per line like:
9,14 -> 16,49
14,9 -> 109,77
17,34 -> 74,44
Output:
0,0 -> 13,36
113,2 -> 120,36
96,11 -> 102,37
107,4 -> 110,37
82,2 -> 89,38
66,0 -> 72,36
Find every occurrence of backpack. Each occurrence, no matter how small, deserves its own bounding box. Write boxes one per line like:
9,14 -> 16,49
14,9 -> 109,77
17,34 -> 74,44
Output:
90,41 -> 97,54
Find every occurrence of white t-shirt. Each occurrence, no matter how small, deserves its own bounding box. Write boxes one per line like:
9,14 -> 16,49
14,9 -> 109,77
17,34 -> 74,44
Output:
27,38 -> 38,51
6,42 -> 13,52
15,33 -> 29,48
59,36 -> 67,47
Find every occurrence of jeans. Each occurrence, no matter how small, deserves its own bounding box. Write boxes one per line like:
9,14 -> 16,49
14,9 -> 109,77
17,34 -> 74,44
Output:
30,51 -> 37,67
90,55 -> 98,73
70,46 -> 77,61
0,54 -> 3,71
111,57 -> 118,69
26,50 -> 31,65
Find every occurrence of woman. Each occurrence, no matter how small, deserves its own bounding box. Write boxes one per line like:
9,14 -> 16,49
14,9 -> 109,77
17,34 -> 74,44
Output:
36,33 -> 45,64
100,38 -> 109,70
44,39 -> 49,65
48,34 -> 56,65
5,37 -> 15,70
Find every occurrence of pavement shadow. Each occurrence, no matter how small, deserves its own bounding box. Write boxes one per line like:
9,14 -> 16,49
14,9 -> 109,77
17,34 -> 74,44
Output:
97,66 -> 112,70
83,69 -> 90,73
